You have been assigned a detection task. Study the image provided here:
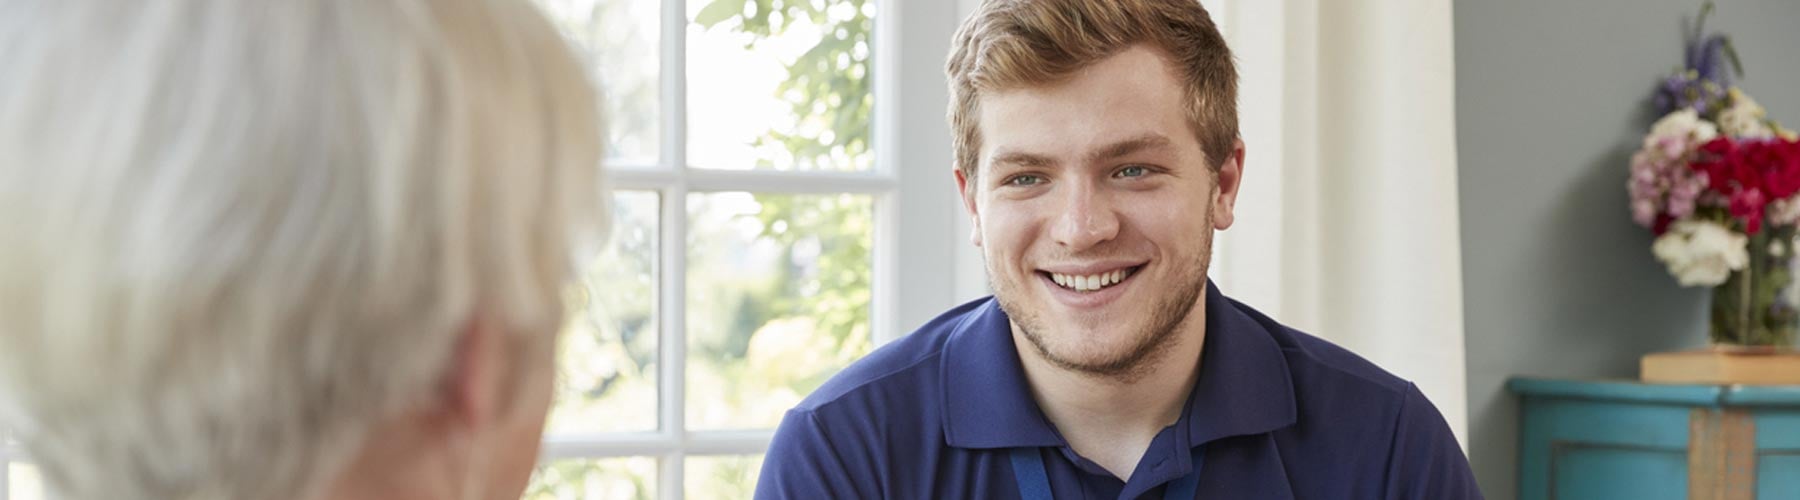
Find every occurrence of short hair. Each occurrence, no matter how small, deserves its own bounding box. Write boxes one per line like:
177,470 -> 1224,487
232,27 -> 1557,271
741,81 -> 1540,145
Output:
945,0 -> 1238,182
0,0 -> 605,498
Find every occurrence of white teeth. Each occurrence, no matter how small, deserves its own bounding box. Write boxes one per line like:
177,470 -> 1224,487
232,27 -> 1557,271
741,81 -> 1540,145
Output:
1049,268 -> 1135,292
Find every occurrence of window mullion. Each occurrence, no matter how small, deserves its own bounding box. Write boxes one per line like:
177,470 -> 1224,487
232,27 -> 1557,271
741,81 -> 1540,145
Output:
609,168 -> 681,191
659,180 -> 688,500
887,0 -> 968,342
541,433 -> 682,459
683,429 -> 776,456
870,0 -> 904,345
874,192 -> 899,345
660,0 -> 688,495
1,426 -> 12,500
682,169 -> 897,194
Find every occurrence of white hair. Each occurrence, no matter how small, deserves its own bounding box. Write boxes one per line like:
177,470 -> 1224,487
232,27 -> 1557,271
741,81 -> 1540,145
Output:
0,0 -> 605,498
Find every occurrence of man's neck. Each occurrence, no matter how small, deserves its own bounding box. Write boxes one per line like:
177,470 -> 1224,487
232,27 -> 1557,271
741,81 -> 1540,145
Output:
1013,305 -> 1207,482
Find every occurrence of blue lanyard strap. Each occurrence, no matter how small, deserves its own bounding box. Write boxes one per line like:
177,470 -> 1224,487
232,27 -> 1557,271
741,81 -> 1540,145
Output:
1009,446 -> 1206,500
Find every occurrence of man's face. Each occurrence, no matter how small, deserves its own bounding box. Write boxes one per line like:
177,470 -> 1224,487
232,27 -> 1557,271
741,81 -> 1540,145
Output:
956,45 -> 1243,376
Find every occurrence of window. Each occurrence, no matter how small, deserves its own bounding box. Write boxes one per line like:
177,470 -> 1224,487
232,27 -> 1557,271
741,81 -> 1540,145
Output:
526,0 -> 956,498
2,429 -> 38,500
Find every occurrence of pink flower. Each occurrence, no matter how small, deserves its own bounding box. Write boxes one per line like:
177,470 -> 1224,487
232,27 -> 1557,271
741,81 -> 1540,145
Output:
1631,110 -> 1725,232
1660,136 -> 1689,159
1633,200 -> 1659,226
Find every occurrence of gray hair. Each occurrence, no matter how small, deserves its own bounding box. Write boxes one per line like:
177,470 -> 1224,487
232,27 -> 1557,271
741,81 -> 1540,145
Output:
0,0 -> 605,498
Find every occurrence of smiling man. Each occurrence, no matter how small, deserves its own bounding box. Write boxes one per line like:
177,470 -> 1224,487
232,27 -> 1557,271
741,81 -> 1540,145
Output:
755,1 -> 1482,499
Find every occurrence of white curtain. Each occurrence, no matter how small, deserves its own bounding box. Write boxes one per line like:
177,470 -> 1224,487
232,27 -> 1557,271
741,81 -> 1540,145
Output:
1205,0 -> 1469,447
949,0 -> 1470,448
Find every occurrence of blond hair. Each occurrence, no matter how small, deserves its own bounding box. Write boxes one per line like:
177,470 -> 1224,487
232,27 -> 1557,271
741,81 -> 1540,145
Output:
0,0 -> 604,498
945,0 -> 1237,181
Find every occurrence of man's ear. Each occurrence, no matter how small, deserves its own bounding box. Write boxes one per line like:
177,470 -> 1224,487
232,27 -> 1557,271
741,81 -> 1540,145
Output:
1211,139 -> 1246,231
953,167 -> 983,248
441,317 -> 502,429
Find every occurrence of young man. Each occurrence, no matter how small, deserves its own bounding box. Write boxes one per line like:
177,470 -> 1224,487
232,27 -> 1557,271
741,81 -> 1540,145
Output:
756,1 -> 1482,499
0,1 -> 604,499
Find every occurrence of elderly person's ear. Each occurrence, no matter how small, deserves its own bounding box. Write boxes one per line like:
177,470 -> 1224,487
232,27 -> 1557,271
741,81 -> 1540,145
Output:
433,316 -> 557,430
442,319 -> 505,429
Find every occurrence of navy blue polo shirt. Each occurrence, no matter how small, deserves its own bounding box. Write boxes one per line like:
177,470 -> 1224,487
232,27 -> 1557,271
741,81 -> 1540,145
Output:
755,283 -> 1483,499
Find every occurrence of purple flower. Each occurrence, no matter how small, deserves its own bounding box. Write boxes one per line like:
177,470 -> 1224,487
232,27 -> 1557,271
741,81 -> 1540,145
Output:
1688,35 -> 1733,88
1655,73 -> 1726,116
1656,2 -> 1742,116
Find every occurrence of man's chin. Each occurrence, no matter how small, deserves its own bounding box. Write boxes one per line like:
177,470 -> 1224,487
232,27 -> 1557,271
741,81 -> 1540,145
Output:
1020,325 -> 1153,368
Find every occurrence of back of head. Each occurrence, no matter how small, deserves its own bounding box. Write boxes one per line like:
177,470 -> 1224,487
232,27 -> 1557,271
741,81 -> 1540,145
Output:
0,0 -> 604,498
945,0 -> 1237,181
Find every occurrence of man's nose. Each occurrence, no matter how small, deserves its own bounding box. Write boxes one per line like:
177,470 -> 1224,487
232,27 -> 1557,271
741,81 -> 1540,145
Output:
1049,182 -> 1119,252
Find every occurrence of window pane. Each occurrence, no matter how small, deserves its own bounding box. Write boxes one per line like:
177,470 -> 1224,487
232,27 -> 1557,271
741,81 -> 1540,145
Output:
686,193 -> 874,429
551,191 -> 660,434
537,0 -> 661,165
686,0 -> 874,171
685,455 -> 764,499
526,457 -> 656,500
9,463 -> 43,500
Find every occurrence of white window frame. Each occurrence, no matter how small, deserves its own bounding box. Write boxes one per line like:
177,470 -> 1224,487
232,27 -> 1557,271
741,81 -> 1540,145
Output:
2,427 -> 12,500
537,0 -> 966,499
0,1 -> 968,498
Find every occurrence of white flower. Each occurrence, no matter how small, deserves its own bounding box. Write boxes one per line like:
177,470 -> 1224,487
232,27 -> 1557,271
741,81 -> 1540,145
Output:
1719,88 -> 1774,139
1648,109 -> 1719,148
1652,219 -> 1750,287
1643,109 -> 1720,163
1771,195 -> 1800,227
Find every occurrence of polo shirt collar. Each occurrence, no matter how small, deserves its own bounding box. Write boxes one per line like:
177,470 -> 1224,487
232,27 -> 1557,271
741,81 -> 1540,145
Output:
940,281 -> 1297,449
1184,281 -> 1298,444
939,298 -> 1065,448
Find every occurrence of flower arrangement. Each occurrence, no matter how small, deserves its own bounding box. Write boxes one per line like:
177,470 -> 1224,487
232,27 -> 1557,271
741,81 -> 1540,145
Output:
1629,1 -> 1800,347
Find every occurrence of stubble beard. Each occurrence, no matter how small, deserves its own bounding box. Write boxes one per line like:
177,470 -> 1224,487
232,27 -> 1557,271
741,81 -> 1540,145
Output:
991,223 -> 1213,383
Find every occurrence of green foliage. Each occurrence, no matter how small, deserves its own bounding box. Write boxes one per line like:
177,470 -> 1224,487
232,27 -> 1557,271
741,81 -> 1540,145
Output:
525,459 -> 655,500
695,0 -> 873,172
691,0 -> 875,414
1710,224 -> 1799,347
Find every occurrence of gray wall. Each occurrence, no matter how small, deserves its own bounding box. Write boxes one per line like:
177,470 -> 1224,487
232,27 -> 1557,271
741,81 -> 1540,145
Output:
1455,1 -> 1800,498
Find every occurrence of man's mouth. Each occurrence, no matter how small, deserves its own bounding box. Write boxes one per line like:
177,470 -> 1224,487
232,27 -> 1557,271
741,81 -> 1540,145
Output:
1039,265 -> 1144,292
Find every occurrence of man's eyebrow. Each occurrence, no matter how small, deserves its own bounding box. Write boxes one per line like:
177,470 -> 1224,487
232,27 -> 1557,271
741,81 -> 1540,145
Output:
1087,134 -> 1173,163
986,134 -> 1173,170
989,150 -> 1057,169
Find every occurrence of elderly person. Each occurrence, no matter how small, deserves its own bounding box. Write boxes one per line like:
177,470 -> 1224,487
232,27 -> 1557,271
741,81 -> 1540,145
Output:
0,0 -> 605,499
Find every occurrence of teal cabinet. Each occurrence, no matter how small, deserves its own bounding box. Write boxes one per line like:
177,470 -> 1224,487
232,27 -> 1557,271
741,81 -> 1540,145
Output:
1510,378 -> 1800,500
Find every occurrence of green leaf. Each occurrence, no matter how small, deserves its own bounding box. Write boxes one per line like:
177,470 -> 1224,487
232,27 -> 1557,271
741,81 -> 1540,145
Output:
694,0 -> 747,28
1694,0 -> 1714,43
1721,35 -> 1745,78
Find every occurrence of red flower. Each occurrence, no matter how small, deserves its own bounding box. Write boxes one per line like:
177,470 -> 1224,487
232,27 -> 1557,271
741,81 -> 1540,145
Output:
1686,136 -> 1800,234
1731,188 -> 1766,234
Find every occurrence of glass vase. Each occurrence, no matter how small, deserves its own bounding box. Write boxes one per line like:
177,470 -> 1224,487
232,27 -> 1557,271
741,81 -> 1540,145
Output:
1710,225 -> 1799,349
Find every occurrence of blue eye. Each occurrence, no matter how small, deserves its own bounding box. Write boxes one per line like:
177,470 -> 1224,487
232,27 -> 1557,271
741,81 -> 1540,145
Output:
1115,166 -> 1149,178
1005,175 -> 1045,186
